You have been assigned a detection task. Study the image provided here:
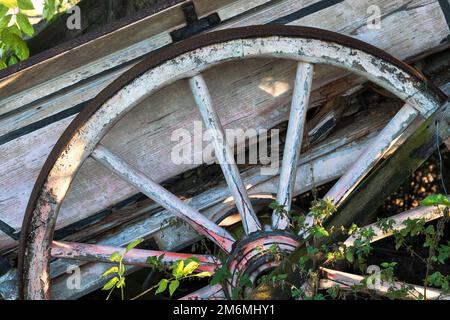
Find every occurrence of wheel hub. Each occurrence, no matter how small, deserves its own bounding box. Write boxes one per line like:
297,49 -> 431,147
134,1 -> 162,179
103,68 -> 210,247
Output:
224,231 -> 300,299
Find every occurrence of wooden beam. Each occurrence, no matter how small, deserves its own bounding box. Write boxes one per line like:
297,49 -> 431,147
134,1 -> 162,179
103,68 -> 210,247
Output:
320,268 -> 449,300
51,241 -> 218,273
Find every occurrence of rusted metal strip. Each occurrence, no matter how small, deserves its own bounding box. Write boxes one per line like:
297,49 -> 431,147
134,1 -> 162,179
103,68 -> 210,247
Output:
51,241 -> 218,273
0,220 -> 19,241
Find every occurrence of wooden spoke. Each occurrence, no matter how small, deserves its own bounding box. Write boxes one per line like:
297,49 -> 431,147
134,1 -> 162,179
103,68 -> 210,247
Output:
51,241 -> 219,273
179,284 -> 225,300
272,62 -> 314,230
344,204 -> 446,246
189,74 -> 262,235
320,268 -> 450,300
300,103 -> 420,236
91,145 -> 235,253
326,102 -> 419,206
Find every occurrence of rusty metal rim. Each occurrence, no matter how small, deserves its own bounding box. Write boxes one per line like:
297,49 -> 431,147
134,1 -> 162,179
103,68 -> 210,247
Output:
18,25 -> 446,299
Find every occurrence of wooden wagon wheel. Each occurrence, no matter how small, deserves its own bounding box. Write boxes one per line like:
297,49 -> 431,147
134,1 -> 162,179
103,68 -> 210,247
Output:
18,25 -> 447,300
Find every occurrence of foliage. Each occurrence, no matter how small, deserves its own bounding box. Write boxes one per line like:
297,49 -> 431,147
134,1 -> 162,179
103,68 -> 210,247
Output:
132,256 -> 213,300
254,195 -> 449,300
99,237 -> 214,300
100,238 -> 144,300
0,0 -> 71,69
98,192 -> 449,300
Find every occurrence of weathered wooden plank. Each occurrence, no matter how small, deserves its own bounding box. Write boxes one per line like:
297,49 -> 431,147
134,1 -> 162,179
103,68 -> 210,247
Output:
320,268 -> 450,300
51,241 -> 218,273
0,60 -> 364,250
0,0 -> 244,113
0,1 -> 444,240
344,203 -> 447,246
0,0 -> 446,138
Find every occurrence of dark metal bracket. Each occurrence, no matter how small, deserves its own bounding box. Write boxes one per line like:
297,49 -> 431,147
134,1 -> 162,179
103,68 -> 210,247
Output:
170,2 -> 221,42
0,219 -> 19,241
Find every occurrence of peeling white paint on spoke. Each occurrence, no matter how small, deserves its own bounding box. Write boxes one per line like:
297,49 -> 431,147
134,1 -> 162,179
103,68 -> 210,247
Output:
189,74 -> 262,235
300,103 -> 420,237
344,204 -> 447,246
51,241 -> 218,273
272,62 -> 313,230
325,103 -> 419,204
91,145 -> 235,253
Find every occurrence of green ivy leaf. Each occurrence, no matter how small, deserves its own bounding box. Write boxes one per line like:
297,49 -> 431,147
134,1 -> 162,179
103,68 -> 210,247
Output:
0,59 -> 7,69
2,28 -> 28,60
7,55 -> 18,66
173,260 -> 184,279
194,271 -> 213,278
101,266 -> 119,278
155,279 -> 169,295
17,0 -> 33,10
0,4 -> 9,18
0,14 -> 12,29
126,238 -> 144,252
102,276 -> 119,291
298,255 -> 310,268
437,243 -> 450,264
16,12 -> 33,36
182,261 -> 199,276
43,0 -> 56,21
420,194 -> 450,207
109,251 -> 121,263
169,279 -> 180,297
346,250 -> 354,263
0,0 -> 18,9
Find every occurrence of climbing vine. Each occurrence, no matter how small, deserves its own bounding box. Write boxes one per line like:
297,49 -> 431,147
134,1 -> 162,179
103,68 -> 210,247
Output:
99,193 -> 449,300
